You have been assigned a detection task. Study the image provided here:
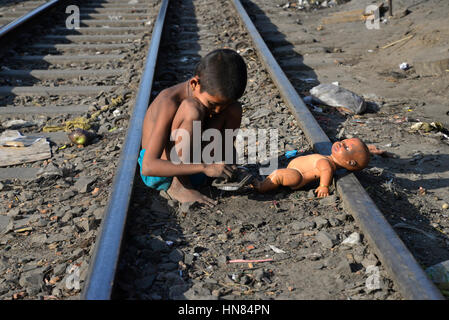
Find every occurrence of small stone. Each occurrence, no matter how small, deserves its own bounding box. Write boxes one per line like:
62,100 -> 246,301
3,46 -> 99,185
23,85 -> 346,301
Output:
253,269 -> 265,282
92,208 -> 104,220
240,275 -> 251,285
442,203 -> 449,210
169,284 -> 189,299
361,256 -> 378,268
314,217 -> 329,229
184,253 -> 195,265
19,191 -> 34,201
315,231 -> 336,248
217,233 -> 228,241
0,215 -> 13,234
328,217 -> 342,227
53,264 -> 67,277
319,194 -> 337,206
31,234 -> 48,245
217,255 -> 228,266
341,232 -> 361,246
159,262 -> 178,271
19,272 -> 44,295
72,248 -> 84,260
135,274 -> 156,290
58,190 -> 76,201
150,238 -> 167,252
169,249 -> 184,263
335,259 -> 352,275
36,219 -> 49,227
73,176 -> 96,193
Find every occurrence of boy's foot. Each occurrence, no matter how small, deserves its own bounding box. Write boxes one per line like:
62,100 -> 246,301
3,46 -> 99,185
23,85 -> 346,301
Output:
166,177 -> 217,207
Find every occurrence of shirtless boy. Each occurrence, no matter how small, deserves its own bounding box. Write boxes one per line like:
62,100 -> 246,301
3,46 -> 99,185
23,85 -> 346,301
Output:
253,138 -> 371,197
139,49 -> 247,207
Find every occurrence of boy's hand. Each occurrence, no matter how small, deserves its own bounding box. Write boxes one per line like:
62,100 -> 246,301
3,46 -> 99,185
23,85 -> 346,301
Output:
203,163 -> 234,179
315,185 -> 329,198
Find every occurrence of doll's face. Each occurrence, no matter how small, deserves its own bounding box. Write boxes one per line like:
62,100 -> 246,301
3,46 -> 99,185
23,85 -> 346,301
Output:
331,138 -> 370,171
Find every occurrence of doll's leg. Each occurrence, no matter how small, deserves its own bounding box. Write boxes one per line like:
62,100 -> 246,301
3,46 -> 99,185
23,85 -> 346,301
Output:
253,168 -> 303,193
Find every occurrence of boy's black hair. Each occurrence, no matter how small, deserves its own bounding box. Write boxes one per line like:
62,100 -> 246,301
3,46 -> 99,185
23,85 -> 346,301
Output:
194,48 -> 247,101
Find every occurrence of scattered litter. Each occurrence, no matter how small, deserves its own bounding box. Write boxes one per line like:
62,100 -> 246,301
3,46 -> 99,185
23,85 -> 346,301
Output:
341,232 -> 361,246
399,62 -> 410,71
365,265 -> 382,292
14,227 -> 33,233
2,119 -> 35,129
43,117 -> 90,132
332,81 -> 339,86
112,109 -> 121,117
43,96 -> 124,133
284,150 -> 298,159
165,240 -> 174,246
0,131 -> 51,167
410,121 -> 446,133
425,260 -> 449,290
381,34 -> 414,49
310,84 -> 366,114
228,258 -> 274,264
321,8 -> 376,25
68,128 -> 93,146
268,244 -> 286,254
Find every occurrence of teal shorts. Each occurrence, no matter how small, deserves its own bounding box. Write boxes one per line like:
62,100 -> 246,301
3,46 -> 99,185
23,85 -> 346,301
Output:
138,149 -> 207,191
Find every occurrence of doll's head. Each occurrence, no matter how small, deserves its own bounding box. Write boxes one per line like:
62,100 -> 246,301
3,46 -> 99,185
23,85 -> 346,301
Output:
331,138 -> 370,171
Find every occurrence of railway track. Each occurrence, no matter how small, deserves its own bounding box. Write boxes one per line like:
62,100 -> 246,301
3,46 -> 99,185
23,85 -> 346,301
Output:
0,0 -> 444,301
0,0 -> 159,300
0,0 -> 49,28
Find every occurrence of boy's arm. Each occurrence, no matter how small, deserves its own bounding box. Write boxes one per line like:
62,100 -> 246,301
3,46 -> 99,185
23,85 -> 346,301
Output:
141,100 -> 232,178
314,158 -> 334,197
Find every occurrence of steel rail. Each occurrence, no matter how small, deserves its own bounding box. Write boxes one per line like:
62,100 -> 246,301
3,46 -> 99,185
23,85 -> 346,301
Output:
231,0 -> 444,300
0,0 -> 61,39
82,0 -> 169,300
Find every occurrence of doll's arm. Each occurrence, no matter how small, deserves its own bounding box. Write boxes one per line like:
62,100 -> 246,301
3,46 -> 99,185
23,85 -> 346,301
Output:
315,158 -> 334,197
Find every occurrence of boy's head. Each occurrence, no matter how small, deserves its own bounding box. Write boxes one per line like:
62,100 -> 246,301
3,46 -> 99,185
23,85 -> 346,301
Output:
191,49 -> 247,111
331,138 -> 370,171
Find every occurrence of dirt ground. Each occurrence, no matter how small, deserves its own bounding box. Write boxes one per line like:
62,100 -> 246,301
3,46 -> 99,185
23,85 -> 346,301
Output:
254,0 -> 449,283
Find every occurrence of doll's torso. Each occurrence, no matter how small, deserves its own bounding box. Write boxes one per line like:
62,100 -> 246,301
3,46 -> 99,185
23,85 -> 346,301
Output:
286,154 -> 335,187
